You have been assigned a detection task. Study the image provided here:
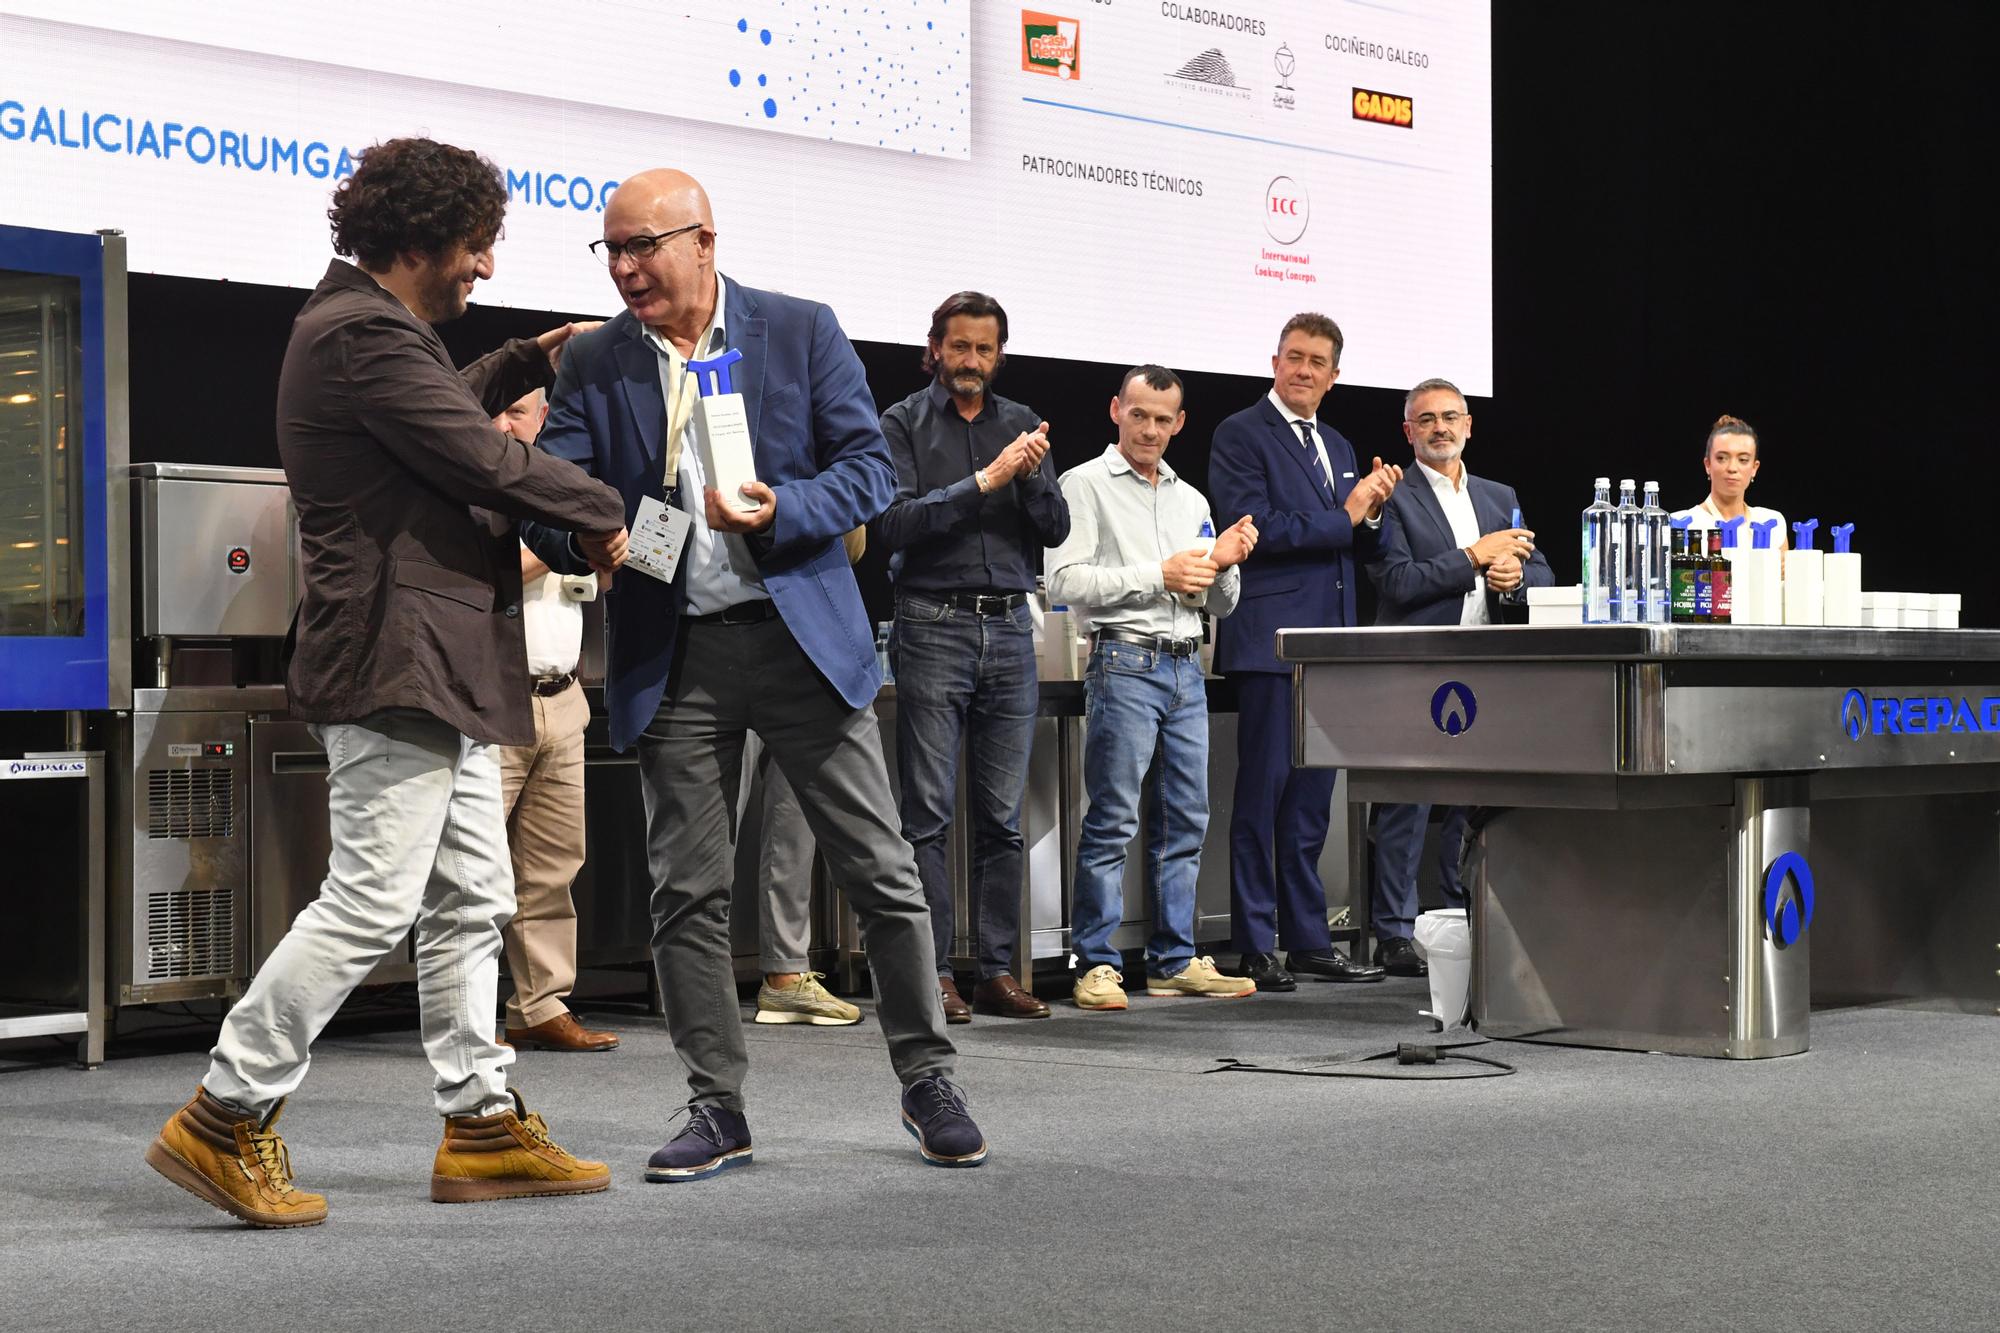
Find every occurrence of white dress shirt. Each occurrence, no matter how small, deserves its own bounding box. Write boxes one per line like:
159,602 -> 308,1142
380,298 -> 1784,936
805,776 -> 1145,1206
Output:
520,554 -> 583,677
1416,459 -> 1490,626
1045,444 -> 1239,640
641,273 -> 771,614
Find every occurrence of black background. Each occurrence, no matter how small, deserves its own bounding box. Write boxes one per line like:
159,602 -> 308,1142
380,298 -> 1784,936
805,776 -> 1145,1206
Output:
124,2 -> 1999,627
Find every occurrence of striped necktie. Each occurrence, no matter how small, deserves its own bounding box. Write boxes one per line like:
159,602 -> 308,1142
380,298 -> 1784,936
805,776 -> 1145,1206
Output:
1296,420 -> 1333,497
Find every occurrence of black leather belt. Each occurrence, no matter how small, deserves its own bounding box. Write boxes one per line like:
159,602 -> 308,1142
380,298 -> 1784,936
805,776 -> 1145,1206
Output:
686,599 -> 778,626
531,672 -> 576,697
1095,626 -> 1200,658
931,591 -> 1027,615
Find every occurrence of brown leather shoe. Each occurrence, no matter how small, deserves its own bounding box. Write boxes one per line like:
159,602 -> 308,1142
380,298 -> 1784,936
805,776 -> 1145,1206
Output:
504,1012 -> 619,1052
938,977 -> 972,1025
973,974 -> 1051,1019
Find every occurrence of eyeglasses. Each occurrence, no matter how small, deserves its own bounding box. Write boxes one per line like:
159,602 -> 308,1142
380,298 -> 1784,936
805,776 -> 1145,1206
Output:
1408,411 -> 1467,429
588,223 -> 704,266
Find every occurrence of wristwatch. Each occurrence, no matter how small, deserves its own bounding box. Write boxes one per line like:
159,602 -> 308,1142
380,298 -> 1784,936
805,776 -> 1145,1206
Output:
975,468 -> 992,493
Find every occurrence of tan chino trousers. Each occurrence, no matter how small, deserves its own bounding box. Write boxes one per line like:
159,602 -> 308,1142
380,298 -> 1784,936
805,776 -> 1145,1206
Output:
498,679 -> 591,1028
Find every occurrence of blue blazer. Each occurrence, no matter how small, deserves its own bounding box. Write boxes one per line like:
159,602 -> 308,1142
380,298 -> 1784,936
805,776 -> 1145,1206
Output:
1367,469 -> 1555,626
1208,397 -> 1375,674
525,278 -> 892,751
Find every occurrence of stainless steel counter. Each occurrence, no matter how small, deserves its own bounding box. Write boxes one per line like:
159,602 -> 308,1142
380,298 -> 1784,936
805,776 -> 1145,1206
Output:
1279,624 -> 2000,1059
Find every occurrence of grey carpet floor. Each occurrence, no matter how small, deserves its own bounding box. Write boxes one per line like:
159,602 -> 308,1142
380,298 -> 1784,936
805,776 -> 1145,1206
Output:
3,980 -> 1998,1332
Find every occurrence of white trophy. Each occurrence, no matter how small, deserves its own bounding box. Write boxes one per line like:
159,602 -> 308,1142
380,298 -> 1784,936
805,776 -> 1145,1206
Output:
687,348 -> 760,513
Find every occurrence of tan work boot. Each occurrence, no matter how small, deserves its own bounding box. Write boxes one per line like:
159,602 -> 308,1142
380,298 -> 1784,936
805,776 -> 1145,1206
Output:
144,1086 -> 328,1229
431,1088 -> 611,1203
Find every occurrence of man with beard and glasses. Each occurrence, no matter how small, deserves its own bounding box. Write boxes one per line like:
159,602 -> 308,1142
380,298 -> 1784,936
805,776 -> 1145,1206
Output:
876,291 -> 1069,1024
523,169 -> 989,1178
1364,377 -> 1549,974
145,137 -> 629,1228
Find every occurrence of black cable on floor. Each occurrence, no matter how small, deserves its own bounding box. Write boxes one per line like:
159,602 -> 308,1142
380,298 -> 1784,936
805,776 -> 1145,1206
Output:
1207,1039 -> 1516,1080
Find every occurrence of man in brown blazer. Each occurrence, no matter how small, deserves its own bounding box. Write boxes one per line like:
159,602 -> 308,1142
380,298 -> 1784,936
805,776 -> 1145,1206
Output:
145,137 -> 630,1229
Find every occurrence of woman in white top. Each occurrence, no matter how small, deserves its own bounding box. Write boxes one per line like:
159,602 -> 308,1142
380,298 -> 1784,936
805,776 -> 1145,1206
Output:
1671,413 -> 1787,549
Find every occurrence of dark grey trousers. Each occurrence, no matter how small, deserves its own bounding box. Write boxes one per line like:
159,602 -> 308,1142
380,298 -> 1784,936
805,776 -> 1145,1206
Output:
636,616 -> 954,1110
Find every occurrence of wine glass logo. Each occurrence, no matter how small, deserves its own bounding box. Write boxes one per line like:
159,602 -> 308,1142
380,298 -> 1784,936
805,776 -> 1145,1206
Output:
1274,42 -> 1296,91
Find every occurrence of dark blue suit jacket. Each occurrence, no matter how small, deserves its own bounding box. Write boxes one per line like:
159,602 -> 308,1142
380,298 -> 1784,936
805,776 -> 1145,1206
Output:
525,278 -> 892,751
1368,468 -> 1554,625
1208,396 -> 1375,674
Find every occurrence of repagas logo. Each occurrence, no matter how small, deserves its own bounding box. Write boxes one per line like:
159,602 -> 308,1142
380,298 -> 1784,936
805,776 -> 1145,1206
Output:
1021,12 -> 1080,79
1430,680 -> 1476,736
1763,851 -> 1815,948
1352,87 -> 1414,128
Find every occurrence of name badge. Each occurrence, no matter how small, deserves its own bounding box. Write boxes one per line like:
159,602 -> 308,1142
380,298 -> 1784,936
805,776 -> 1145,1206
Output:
628,495 -> 694,583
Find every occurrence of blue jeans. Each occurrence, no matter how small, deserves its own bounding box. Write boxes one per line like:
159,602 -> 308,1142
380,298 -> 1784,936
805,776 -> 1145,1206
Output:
890,594 -> 1038,981
1071,641 -> 1210,976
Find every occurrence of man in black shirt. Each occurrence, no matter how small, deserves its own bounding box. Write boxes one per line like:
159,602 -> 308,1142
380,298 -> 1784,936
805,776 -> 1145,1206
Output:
878,292 -> 1070,1021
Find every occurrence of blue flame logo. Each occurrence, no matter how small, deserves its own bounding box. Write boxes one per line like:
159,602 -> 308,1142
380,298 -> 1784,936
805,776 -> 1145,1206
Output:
1762,851 -> 1815,948
1430,681 -> 1477,736
1839,689 -> 1867,742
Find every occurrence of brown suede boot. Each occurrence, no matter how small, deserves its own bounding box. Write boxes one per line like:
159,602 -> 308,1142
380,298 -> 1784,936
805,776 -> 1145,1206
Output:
431,1088 -> 611,1203
144,1086 -> 328,1228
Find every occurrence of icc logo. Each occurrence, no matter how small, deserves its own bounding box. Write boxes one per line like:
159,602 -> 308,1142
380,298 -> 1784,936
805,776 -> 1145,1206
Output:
1264,175 -> 1309,244
1430,681 -> 1476,736
1840,688 -> 1867,742
1763,851 -> 1815,948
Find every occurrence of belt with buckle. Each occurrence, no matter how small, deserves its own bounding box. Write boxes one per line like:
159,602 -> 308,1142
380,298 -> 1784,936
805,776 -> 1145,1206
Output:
686,599 -> 778,626
1095,626 -> 1200,658
531,671 -> 576,697
935,591 -> 1027,615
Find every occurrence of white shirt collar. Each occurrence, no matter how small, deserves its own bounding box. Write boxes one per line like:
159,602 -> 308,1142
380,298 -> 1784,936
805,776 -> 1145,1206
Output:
1416,458 -> 1471,495
1265,387 -> 1318,429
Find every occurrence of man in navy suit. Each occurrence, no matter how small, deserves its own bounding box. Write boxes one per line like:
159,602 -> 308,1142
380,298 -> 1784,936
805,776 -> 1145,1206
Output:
1209,313 -> 1401,992
525,169 -> 986,1178
1365,377 -> 1550,974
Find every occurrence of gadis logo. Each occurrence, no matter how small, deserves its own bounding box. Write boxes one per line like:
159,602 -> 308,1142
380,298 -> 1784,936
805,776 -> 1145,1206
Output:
1430,681 -> 1476,737
1762,851 -> 1815,948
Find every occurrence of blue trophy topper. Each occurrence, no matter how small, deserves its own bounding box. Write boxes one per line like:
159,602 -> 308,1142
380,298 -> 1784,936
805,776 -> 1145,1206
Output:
686,348 -> 743,397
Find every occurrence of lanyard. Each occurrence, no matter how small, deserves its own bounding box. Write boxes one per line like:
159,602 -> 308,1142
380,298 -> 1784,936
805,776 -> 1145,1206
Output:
660,347 -> 699,493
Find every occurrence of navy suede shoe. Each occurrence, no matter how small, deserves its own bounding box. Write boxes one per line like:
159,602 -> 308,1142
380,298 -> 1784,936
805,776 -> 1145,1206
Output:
899,1075 -> 988,1167
644,1104 -> 752,1182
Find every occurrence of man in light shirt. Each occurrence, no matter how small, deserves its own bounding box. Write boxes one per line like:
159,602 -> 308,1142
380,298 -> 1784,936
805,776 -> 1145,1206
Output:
1365,377 -> 1551,973
493,387 -> 621,1052
1045,365 -> 1260,1011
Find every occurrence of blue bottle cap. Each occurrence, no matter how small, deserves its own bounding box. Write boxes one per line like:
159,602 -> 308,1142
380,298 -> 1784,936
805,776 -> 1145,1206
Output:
1792,518 -> 1819,551
1509,506 -> 1522,528
1831,523 -> 1855,554
1670,515 -> 1693,532
1750,518 -> 1778,550
1717,515 -> 1746,549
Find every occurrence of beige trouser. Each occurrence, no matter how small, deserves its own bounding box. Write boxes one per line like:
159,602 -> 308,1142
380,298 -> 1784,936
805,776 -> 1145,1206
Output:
498,679 -> 590,1028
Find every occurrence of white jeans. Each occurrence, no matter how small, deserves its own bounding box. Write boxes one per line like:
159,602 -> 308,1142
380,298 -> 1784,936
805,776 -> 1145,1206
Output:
205,709 -> 516,1118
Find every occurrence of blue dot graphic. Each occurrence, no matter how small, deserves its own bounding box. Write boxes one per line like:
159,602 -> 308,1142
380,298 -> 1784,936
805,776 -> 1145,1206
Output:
729,69 -> 741,87
737,18 -> 747,31
760,28 -> 772,44
763,98 -> 777,118
758,74 -> 767,86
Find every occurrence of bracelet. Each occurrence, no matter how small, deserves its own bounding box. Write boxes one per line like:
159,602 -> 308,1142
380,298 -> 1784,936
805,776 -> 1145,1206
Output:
975,468 -> 991,493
